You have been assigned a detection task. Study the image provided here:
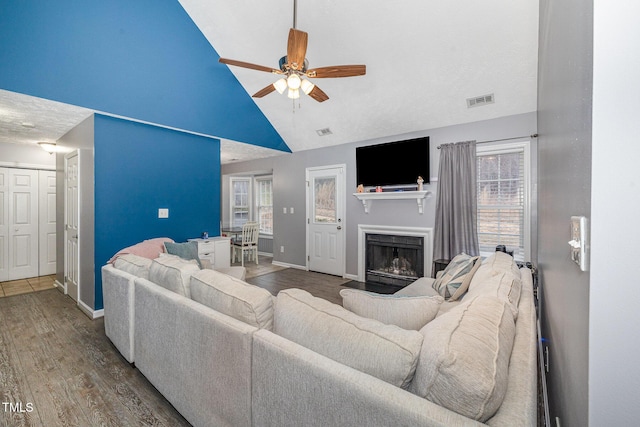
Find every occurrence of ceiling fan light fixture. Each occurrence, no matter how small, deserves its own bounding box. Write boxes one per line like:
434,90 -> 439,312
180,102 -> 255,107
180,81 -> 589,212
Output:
273,78 -> 287,94
287,73 -> 301,90
300,79 -> 315,95
287,88 -> 300,99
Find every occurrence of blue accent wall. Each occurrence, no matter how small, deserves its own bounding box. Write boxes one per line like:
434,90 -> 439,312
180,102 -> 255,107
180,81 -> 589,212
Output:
94,114 -> 220,309
0,0 -> 289,152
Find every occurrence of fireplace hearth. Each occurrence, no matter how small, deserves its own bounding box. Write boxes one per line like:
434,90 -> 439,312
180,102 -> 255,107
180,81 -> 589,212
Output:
365,233 -> 424,290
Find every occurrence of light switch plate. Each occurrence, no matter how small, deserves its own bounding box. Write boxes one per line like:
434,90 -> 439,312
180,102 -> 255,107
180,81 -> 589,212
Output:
158,208 -> 169,219
569,216 -> 588,271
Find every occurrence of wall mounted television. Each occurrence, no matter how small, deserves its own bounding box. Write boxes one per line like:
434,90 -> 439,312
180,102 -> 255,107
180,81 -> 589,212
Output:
356,136 -> 430,189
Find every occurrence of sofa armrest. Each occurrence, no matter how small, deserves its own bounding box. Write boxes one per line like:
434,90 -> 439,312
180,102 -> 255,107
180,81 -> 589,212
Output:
251,329 -> 483,427
101,264 -> 136,363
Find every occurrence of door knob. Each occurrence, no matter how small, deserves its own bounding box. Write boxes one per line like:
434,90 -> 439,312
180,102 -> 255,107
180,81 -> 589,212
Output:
337,226 -> 342,230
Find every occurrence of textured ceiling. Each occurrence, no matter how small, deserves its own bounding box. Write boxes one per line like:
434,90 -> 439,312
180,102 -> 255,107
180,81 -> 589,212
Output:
0,1 -> 539,163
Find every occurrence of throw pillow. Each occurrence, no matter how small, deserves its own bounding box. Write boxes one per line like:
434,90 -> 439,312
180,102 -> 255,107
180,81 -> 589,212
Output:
164,241 -> 202,269
340,289 -> 443,330
432,253 -> 480,300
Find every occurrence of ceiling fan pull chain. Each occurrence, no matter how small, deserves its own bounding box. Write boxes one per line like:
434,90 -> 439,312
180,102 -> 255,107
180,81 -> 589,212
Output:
293,0 -> 297,29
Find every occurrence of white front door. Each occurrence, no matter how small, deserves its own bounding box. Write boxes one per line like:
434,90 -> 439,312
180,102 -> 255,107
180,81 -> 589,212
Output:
65,153 -> 79,301
0,168 -> 8,282
307,165 -> 345,276
38,170 -> 57,276
8,168 -> 39,280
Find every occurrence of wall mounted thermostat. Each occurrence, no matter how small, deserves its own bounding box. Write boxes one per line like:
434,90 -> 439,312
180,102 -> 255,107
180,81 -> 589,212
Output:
568,216 -> 588,271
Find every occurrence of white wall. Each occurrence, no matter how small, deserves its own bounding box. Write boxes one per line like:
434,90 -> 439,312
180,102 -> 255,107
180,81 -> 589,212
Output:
590,1 -> 640,424
0,141 -> 56,169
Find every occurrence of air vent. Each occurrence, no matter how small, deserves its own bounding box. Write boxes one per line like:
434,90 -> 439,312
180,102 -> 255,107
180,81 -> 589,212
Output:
316,128 -> 333,136
466,93 -> 495,108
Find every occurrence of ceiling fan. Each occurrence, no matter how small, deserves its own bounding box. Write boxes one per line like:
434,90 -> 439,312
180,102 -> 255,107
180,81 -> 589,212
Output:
218,2 -> 366,103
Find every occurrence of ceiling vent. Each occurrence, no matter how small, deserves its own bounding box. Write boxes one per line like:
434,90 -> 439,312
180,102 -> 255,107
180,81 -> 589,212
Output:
316,128 -> 333,136
466,93 -> 495,108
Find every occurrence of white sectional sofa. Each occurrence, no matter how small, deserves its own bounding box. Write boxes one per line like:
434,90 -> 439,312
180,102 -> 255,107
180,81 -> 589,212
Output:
102,251 -> 537,427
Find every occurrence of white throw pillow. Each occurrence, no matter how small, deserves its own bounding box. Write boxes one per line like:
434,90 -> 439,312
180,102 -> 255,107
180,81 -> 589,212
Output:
340,289 -> 443,330
190,269 -> 274,330
409,295 -> 516,422
274,288 -> 423,389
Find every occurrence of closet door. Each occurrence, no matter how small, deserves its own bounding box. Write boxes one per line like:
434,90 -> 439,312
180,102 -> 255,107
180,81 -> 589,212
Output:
8,169 -> 39,280
39,170 -> 57,276
0,168 -> 8,282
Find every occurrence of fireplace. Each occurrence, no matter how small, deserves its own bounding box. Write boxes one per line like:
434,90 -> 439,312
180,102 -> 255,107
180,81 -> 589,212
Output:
365,234 -> 424,289
357,225 -> 433,292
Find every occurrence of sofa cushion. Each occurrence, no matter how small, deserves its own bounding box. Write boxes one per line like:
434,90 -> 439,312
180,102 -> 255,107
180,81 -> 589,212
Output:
274,288 -> 423,389
113,253 -> 153,279
340,289 -> 443,330
409,295 -> 516,422
467,251 -> 522,318
394,277 -> 441,298
149,254 -> 200,298
432,253 -> 481,300
190,269 -> 274,330
164,241 -> 203,268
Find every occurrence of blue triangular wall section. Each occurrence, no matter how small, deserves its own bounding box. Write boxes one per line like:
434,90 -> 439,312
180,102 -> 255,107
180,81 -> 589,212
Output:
0,0 -> 289,152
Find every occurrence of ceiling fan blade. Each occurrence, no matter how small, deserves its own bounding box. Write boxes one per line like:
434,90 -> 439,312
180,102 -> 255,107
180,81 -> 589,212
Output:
307,85 -> 329,103
306,65 -> 366,78
252,84 -> 277,98
219,58 -> 282,74
287,28 -> 308,71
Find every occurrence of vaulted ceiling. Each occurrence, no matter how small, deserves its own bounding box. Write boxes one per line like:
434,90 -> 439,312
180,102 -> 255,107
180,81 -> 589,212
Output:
0,1 -> 539,163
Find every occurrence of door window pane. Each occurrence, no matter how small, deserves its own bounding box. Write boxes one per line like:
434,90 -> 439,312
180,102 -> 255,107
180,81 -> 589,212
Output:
314,177 -> 336,223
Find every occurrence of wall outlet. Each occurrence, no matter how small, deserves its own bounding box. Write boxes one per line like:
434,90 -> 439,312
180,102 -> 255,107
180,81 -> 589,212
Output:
280,246 -> 285,253
158,208 -> 169,218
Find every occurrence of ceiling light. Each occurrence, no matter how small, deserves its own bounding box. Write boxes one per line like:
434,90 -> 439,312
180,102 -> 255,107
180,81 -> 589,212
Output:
273,78 -> 287,94
38,142 -> 57,153
287,73 -> 301,90
287,88 -> 300,99
300,79 -> 315,95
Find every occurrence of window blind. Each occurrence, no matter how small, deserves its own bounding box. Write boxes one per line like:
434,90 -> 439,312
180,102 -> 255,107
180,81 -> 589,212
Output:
476,149 -> 525,260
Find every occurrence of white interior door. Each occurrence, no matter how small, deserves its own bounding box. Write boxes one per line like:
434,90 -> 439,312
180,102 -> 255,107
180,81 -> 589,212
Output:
307,165 -> 345,276
65,153 -> 79,301
8,168 -> 39,280
39,170 -> 57,276
0,168 -> 8,282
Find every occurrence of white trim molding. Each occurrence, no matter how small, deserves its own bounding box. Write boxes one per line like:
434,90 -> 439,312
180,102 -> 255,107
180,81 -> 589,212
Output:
357,224 -> 434,282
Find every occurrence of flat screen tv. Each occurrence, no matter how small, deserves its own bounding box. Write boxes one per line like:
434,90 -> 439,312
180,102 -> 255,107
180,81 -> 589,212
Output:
356,136 -> 430,188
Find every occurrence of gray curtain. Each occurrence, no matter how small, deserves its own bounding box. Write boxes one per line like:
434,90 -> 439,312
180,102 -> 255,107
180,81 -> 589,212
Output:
433,140 -> 479,260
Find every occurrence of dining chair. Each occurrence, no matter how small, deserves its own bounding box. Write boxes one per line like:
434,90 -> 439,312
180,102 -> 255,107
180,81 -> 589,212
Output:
231,222 -> 259,266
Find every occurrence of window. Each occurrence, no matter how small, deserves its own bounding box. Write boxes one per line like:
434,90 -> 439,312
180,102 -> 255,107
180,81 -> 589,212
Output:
255,177 -> 273,234
230,177 -> 250,227
476,142 -> 530,261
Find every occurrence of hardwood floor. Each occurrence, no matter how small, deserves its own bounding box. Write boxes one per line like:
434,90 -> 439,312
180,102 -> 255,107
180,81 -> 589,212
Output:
0,256 -> 350,426
0,275 -> 56,298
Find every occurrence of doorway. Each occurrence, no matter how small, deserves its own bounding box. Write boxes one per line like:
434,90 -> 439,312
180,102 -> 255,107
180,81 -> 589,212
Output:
306,164 -> 346,277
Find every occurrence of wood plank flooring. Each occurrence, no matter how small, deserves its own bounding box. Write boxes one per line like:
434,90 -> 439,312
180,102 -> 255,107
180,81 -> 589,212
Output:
0,289 -> 191,427
0,257 -> 351,426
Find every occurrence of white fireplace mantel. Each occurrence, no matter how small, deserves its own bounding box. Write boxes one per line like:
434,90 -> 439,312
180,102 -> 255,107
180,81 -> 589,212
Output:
353,190 -> 431,214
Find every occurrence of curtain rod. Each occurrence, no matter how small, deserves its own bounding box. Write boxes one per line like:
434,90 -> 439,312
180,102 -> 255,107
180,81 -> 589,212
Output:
436,133 -> 538,149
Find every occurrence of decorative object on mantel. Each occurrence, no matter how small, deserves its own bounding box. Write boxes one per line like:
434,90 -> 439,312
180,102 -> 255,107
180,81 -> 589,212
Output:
353,190 -> 431,214
357,184 -> 364,193
417,176 -> 424,191
375,186 -> 383,193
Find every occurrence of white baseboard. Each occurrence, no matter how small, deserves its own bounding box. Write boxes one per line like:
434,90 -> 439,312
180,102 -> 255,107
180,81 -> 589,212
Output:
344,273 -> 359,281
53,279 -> 66,293
78,300 -> 105,320
271,260 -> 307,270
